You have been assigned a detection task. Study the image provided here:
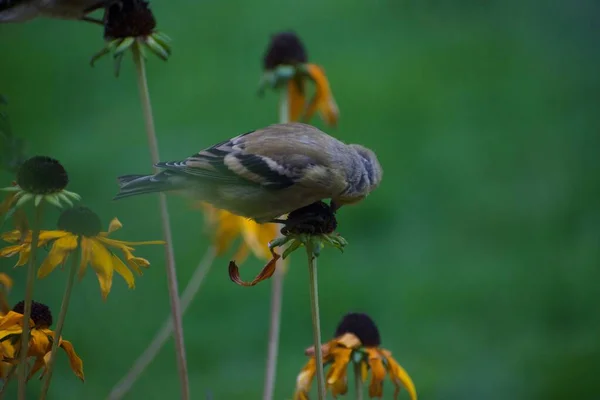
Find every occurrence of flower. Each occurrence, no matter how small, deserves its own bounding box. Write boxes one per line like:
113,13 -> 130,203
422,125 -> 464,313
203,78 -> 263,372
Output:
90,0 -> 171,76
202,203 -> 278,263
0,156 -> 80,210
259,31 -> 339,127
295,313 -> 417,400
229,201 -> 346,287
0,301 -> 83,381
0,273 -> 12,315
0,206 -> 164,300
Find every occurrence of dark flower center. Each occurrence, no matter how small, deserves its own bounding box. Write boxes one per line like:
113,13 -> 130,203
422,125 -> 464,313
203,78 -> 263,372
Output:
103,0 -> 156,40
16,156 -> 68,195
12,300 -> 53,328
335,312 -> 381,347
282,201 -> 337,235
263,31 -> 308,70
57,206 -> 102,237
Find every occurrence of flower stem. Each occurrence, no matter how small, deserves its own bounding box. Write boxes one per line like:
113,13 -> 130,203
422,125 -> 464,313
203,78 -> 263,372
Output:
131,41 -> 189,400
39,240 -> 80,400
107,247 -> 216,400
262,82 -> 290,400
353,362 -> 363,400
306,242 -> 326,400
17,204 -> 42,400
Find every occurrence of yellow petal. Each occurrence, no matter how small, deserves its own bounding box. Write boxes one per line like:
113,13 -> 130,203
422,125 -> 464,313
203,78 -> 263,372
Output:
88,239 -> 114,300
212,210 -> 242,256
111,253 -> 135,289
288,77 -> 306,122
27,356 -> 45,381
240,219 -> 277,261
0,311 -> 27,331
0,244 -> 27,258
383,350 -> 417,400
95,236 -> 164,248
78,237 -> 92,280
126,256 -> 149,275
60,340 -> 84,381
367,348 -> 386,398
337,333 -> 362,349
327,348 -> 351,397
37,234 -> 78,279
0,273 -> 12,290
295,357 -> 316,400
232,243 -> 250,265
107,217 -> 122,233
303,64 -> 339,127
28,330 -> 51,357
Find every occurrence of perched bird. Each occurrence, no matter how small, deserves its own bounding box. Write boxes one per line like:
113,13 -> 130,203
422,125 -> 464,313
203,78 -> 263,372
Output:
114,123 -> 383,224
0,0 -> 107,23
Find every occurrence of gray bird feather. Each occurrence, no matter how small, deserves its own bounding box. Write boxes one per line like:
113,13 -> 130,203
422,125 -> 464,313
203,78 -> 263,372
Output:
115,123 -> 382,223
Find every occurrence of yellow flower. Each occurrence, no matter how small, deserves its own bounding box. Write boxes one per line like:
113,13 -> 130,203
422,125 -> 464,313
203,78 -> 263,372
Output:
0,301 -> 83,381
260,31 -> 339,127
0,273 -> 12,315
202,203 -> 278,263
0,207 -> 164,300
295,313 -> 417,400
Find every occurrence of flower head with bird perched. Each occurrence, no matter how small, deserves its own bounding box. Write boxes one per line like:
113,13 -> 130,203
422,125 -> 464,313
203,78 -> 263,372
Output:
114,122 -> 382,223
0,0 -> 109,23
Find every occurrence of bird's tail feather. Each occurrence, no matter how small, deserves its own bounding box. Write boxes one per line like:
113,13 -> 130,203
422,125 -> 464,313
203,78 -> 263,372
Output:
114,172 -> 181,200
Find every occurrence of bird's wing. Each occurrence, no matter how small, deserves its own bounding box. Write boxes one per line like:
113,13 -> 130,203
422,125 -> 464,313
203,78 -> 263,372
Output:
155,123 -> 327,190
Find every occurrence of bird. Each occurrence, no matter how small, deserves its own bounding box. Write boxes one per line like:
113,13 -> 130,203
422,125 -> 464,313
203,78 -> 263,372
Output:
0,0 -> 107,24
114,122 -> 383,224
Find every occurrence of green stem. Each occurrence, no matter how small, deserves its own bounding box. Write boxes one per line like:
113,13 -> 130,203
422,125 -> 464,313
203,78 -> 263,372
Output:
131,41 -> 189,400
38,241 -> 80,399
17,204 -> 42,400
353,362 -> 363,400
107,247 -> 216,400
262,81 -> 290,400
306,243 -> 326,400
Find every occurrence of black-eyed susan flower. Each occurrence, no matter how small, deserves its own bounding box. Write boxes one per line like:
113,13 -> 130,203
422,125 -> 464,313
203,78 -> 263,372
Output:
0,156 -> 80,211
259,31 -> 339,127
90,0 -> 171,76
0,301 -> 83,381
0,206 -> 164,300
202,203 -> 278,263
295,312 -> 417,400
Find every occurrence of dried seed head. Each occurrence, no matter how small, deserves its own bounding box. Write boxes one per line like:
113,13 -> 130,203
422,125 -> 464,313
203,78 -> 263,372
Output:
12,300 -> 53,328
16,156 -> 68,195
58,206 -> 102,237
263,31 -> 308,70
335,312 -> 381,347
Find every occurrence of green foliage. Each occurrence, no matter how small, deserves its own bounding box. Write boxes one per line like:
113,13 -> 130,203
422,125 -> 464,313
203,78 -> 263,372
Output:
0,0 -> 598,399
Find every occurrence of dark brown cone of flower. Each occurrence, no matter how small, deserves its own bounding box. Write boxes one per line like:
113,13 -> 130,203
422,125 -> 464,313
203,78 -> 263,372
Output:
16,156 -> 68,195
335,312 -> 381,347
103,0 -> 156,40
281,201 -> 337,235
263,31 -> 308,70
12,300 -> 53,328
57,206 -> 102,237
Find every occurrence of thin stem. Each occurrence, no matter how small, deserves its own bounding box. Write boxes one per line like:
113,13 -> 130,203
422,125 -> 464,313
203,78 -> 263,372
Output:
17,204 -> 42,400
353,362 -> 363,400
131,41 -> 189,400
262,82 -> 290,400
107,247 -> 216,400
306,243 -> 326,400
39,241 -> 80,399
0,365 -> 17,399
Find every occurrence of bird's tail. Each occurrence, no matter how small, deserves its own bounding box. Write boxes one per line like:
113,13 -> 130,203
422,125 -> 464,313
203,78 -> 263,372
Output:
114,172 -> 182,200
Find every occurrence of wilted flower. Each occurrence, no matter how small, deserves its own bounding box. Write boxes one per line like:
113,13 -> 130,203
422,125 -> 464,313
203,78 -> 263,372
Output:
295,313 -> 417,400
0,301 -> 83,381
259,31 -> 339,126
0,206 -> 164,299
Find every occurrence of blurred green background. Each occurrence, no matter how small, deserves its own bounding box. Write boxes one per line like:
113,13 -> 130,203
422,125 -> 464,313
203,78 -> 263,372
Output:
1,0 -> 599,399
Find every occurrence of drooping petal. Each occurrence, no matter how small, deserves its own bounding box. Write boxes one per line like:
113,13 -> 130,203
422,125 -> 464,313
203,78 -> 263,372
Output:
111,253 -> 135,289
382,349 -> 417,400
78,237 -> 92,280
228,249 -> 281,286
95,236 -> 165,248
211,209 -> 243,256
28,330 -> 51,357
0,311 -> 29,331
60,340 -> 84,381
0,229 -> 68,245
0,244 -> 27,258
126,256 -> 149,275
288,77 -> 306,122
28,356 -> 45,381
294,357 -> 316,400
367,348 -> 386,398
88,239 -> 114,300
303,64 -> 339,127
37,234 -> 78,278
0,273 -> 12,290
326,347 -> 352,397
107,218 -> 123,234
